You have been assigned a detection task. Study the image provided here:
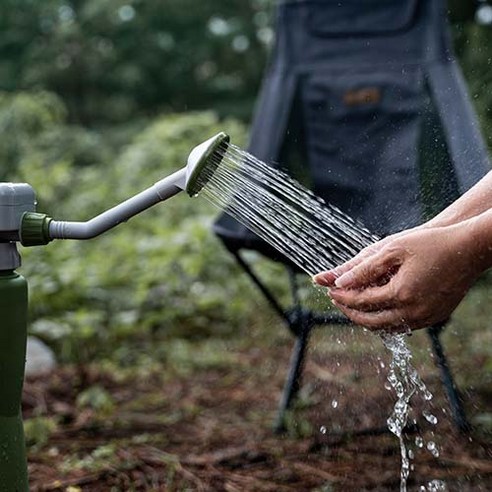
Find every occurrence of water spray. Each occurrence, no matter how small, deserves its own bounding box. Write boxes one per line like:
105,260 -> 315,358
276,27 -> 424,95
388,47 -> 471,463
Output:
0,132 -> 229,490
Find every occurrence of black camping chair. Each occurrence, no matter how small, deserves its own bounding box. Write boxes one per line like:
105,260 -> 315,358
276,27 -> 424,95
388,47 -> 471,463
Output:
214,0 -> 490,433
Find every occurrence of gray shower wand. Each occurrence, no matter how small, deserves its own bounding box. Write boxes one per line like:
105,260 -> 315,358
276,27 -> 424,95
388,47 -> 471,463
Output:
19,132 -> 229,246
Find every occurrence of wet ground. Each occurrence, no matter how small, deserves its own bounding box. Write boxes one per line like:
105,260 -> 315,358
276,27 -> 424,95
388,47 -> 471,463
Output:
25,318 -> 492,491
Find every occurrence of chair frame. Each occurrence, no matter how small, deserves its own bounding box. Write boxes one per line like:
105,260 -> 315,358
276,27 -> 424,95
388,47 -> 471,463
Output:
227,247 -> 470,434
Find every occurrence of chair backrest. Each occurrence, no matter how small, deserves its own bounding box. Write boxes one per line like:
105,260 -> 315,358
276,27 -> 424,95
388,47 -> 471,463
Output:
214,0 -> 490,252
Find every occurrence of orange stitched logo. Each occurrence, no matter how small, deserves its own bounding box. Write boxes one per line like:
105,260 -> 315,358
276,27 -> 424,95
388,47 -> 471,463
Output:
343,87 -> 381,106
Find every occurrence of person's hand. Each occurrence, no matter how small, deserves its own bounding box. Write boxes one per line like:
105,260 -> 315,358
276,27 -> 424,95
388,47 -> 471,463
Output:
313,227 -> 420,287
314,223 -> 483,332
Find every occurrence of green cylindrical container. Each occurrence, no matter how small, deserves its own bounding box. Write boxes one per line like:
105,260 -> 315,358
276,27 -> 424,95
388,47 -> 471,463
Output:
0,270 -> 28,491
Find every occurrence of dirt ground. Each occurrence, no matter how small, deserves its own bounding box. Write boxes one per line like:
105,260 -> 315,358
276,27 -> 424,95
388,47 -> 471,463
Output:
24,321 -> 492,492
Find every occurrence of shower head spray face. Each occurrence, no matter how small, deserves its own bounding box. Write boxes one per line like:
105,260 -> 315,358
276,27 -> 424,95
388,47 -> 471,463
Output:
185,132 -> 230,196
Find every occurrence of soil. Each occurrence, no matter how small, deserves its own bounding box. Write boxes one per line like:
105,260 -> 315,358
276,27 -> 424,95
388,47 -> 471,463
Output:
25,330 -> 492,492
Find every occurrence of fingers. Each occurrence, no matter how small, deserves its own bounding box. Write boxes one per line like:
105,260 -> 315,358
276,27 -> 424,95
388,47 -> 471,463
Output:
313,263 -> 355,287
329,284 -> 394,312
334,250 -> 401,289
332,300 -> 408,330
313,243 -> 381,287
313,271 -> 337,286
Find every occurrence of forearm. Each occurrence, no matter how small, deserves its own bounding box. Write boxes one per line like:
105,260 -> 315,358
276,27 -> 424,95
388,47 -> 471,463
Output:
467,206 -> 492,273
424,170 -> 492,228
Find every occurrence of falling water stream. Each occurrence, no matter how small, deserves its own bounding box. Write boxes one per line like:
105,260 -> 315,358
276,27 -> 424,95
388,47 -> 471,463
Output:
195,144 -> 446,491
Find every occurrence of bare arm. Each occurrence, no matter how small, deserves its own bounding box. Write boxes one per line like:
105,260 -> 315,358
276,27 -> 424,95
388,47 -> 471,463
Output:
323,208 -> 492,331
313,170 -> 492,286
424,170 -> 492,228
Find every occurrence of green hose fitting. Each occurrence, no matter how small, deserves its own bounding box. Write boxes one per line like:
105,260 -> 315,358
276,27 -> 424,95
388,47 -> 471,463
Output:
20,212 -> 53,247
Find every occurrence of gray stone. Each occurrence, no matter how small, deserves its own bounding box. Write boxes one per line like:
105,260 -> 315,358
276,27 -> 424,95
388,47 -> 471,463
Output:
25,336 -> 57,377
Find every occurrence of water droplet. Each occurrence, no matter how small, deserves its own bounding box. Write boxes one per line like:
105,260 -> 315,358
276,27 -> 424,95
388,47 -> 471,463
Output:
204,143 -> 434,492
331,400 -> 338,409
425,479 -> 448,491
423,389 -> 433,401
426,441 -> 440,458
415,436 -> 424,448
423,410 -> 438,425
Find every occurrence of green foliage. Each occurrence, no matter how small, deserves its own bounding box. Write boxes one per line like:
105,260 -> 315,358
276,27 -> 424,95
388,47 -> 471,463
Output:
0,0 -> 275,123
60,443 -> 120,474
76,385 -> 115,415
24,416 -> 59,450
453,23 -> 492,149
0,90 -> 110,179
0,4 -> 490,367
11,100 -> 276,363
0,91 -> 63,179
0,0 -> 490,137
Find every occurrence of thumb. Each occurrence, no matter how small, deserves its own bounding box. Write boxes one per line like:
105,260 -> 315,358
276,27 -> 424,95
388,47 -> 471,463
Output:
334,250 -> 401,289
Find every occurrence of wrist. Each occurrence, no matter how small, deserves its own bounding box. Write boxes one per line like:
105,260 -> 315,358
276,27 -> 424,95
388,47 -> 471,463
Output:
423,209 -> 461,229
462,212 -> 492,273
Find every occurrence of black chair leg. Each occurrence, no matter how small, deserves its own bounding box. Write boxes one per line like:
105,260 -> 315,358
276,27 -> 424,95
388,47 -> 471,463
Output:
427,324 -> 470,432
230,250 -> 470,433
274,320 -> 312,434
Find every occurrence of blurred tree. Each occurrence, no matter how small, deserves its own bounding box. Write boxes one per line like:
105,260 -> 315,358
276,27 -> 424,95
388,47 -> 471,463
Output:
0,0 -> 275,123
0,90 -> 111,179
0,0 -> 490,145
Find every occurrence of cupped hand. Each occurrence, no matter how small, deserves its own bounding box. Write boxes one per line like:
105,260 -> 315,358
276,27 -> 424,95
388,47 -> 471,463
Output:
313,227 -> 419,287
315,223 -> 483,332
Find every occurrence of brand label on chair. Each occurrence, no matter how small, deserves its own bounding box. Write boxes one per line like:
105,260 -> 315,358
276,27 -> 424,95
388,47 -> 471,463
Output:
343,87 -> 381,106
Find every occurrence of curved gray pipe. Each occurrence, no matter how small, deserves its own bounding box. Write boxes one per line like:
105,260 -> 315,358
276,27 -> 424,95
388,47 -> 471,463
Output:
49,169 -> 186,240
46,132 -> 229,241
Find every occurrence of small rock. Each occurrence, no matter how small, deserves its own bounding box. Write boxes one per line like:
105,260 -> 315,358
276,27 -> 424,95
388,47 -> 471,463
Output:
25,336 -> 57,377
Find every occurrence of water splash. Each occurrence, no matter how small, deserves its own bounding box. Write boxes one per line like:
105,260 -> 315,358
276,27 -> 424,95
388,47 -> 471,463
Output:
197,143 -> 444,490
197,144 -> 378,275
380,332 -> 441,491
420,479 -> 448,491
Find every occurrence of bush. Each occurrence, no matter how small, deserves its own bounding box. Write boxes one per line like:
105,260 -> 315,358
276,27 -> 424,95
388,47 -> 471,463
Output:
13,102 -> 280,363
0,90 -> 110,180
